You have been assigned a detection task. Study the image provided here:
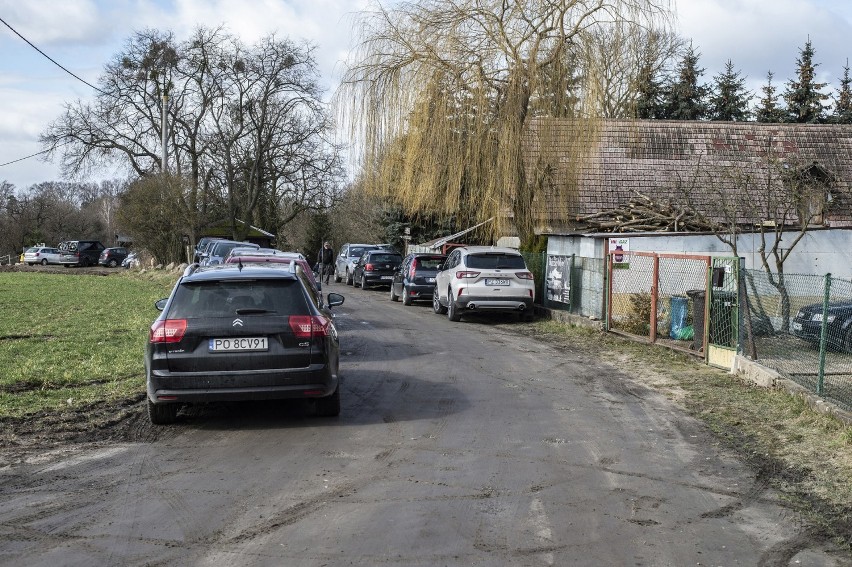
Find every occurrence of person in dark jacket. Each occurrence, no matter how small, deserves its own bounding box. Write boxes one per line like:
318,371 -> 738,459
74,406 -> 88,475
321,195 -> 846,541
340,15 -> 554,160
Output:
317,241 -> 334,284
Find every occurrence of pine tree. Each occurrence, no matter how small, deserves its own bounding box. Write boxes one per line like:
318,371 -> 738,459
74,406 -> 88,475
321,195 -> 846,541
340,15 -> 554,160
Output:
755,71 -> 785,122
831,61 -> 852,124
634,55 -> 666,119
663,44 -> 708,120
708,60 -> 752,121
783,38 -> 830,123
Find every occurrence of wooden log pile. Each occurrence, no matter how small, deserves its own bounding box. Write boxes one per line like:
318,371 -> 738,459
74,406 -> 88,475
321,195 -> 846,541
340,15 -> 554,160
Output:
575,191 -> 716,233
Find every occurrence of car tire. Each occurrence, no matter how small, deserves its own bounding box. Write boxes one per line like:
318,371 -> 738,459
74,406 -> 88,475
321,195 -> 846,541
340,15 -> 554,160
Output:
40,259 -> 48,266
108,259 -> 118,268
402,286 -> 412,306
842,329 -> 852,354
148,399 -> 178,425
346,269 -> 352,286
360,273 -> 369,289
433,288 -> 447,314
390,284 -> 399,302
334,267 -> 342,283
315,387 -> 341,417
447,291 -> 461,322
27,262 -> 34,266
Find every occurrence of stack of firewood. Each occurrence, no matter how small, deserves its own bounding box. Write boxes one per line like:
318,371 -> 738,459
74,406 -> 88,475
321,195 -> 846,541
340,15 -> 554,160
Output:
575,191 -> 716,233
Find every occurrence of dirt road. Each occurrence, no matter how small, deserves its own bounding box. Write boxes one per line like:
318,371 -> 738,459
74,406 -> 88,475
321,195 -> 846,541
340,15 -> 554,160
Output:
0,280 -> 847,565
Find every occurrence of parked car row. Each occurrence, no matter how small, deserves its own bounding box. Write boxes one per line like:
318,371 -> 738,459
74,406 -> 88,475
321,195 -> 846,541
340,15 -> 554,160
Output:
22,241 -> 131,268
345,245 -> 537,323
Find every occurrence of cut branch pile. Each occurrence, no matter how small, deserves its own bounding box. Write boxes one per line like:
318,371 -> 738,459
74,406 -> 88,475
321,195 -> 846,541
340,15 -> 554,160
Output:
575,191 -> 716,233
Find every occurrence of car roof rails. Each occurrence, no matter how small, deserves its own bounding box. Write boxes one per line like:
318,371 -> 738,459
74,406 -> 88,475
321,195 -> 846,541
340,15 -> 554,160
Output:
183,263 -> 200,277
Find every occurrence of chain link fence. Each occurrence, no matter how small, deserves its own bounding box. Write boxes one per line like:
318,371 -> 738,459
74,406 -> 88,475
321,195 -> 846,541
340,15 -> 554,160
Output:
743,269 -> 852,411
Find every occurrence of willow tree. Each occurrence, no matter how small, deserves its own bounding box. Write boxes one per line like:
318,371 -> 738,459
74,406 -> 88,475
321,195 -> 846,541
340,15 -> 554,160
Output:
339,0 -> 671,246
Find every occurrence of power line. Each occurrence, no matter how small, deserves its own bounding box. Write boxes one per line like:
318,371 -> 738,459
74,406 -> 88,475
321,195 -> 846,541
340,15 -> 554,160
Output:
0,16 -> 108,169
0,16 -> 108,96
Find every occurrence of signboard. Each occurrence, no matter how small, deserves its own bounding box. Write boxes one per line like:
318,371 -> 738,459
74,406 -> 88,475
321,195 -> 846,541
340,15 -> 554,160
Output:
545,255 -> 571,305
609,237 -> 630,268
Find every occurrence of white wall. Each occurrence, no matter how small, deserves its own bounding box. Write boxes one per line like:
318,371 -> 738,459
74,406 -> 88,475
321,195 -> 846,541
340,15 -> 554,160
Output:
546,229 -> 852,279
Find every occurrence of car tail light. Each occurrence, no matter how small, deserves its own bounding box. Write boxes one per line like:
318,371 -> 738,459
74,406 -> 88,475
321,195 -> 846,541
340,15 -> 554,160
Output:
409,259 -> 417,279
35,253 -> 40,257
365,263 -> 374,271
150,319 -> 187,343
289,315 -> 331,338
516,271 -> 534,280
455,271 -> 480,279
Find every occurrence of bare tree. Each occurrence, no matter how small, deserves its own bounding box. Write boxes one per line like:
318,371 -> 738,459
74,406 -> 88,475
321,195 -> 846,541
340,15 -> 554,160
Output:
40,27 -> 344,246
339,0 -> 671,246
676,139 -> 841,337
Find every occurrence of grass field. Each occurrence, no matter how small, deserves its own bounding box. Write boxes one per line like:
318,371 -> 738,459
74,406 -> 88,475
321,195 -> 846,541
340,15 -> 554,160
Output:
0,270 -> 176,417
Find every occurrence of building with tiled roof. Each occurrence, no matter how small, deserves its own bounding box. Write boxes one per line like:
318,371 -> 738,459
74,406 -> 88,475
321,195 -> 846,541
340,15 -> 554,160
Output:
525,119 -> 852,234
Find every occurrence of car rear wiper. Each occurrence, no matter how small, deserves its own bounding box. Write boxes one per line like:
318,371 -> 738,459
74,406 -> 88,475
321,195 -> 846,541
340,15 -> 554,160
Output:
235,308 -> 277,314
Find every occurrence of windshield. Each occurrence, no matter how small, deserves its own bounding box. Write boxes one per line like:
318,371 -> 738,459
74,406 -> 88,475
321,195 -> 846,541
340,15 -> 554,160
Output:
465,253 -> 527,270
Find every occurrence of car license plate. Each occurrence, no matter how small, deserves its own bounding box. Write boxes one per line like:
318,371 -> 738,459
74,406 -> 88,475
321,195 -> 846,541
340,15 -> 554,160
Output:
426,277 -> 435,283
485,278 -> 510,286
381,275 -> 393,280
792,322 -> 802,331
209,337 -> 268,352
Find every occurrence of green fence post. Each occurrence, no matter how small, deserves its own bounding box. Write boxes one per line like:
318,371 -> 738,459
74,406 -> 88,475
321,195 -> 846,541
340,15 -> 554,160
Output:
817,273 -> 831,395
570,253 -> 576,313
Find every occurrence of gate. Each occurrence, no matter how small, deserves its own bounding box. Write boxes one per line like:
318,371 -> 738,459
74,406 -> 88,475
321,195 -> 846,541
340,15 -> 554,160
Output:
607,251 -> 740,366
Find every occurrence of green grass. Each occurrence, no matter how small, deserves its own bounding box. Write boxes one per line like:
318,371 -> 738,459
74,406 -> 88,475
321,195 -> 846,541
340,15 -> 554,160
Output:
0,271 -> 177,417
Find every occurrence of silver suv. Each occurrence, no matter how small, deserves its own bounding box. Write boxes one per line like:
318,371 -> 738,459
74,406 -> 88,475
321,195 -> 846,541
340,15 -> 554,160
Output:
432,246 -> 535,322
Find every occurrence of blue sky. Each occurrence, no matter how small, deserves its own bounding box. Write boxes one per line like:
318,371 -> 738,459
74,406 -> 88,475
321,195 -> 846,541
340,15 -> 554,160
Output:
2,0 -> 852,189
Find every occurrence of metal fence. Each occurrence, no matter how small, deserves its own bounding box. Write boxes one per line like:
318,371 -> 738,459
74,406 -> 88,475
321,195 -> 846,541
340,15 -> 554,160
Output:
607,251 -> 716,355
540,254 -> 605,319
742,269 -> 852,411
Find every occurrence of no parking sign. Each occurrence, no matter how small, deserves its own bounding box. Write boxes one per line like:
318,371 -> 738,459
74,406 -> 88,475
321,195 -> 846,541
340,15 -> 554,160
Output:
609,237 -> 629,267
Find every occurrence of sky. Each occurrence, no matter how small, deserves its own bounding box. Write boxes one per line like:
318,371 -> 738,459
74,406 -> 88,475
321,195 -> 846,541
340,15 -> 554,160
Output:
2,0 -> 852,190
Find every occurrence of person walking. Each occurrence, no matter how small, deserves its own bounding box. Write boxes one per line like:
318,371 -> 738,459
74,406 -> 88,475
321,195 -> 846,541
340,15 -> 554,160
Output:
317,241 -> 334,284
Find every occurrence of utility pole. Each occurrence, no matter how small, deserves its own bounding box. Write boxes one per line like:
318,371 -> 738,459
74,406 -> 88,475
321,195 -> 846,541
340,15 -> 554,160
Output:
161,93 -> 168,173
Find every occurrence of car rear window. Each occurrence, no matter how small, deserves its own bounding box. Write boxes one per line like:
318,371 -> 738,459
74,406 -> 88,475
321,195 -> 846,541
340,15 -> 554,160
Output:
371,254 -> 402,263
416,257 -> 444,269
465,253 -> 527,270
167,279 -> 310,318
349,247 -> 371,257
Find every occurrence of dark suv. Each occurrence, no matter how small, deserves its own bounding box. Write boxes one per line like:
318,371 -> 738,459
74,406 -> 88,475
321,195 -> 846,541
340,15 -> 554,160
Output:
145,263 -> 345,424
390,253 -> 446,305
58,240 -> 106,267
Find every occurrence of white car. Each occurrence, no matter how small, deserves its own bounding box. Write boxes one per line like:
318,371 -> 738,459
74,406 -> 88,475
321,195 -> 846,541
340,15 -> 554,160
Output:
432,246 -> 535,322
23,246 -> 62,266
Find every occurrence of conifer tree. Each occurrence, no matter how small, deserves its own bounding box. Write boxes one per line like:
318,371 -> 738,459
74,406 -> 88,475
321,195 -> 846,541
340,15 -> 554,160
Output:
755,71 -> 785,122
831,61 -> 852,124
708,60 -> 752,121
634,47 -> 668,119
663,44 -> 708,120
783,39 -> 830,123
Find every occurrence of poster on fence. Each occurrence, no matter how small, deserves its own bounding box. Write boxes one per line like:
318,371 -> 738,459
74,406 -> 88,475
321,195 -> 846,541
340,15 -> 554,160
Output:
609,237 -> 630,268
545,255 -> 571,304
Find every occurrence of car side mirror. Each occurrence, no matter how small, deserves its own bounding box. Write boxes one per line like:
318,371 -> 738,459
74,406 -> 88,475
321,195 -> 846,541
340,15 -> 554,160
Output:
327,292 -> 345,308
154,298 -> 168,311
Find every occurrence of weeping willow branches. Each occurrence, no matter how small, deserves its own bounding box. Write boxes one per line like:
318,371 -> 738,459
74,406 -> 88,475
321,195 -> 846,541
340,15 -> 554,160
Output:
339,0 -> 672,246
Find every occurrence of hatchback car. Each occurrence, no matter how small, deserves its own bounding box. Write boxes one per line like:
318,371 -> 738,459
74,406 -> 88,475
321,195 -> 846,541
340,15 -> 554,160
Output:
433,246 -> 535,322
792,301 -> 852,352
99,247 -> 129,267
23,246 -> 62,266
58,240 -> 106,267
352,250 -> 403,289
390,253 -> 446,305
145,263 -> 345,424
334,243 -> 381,284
